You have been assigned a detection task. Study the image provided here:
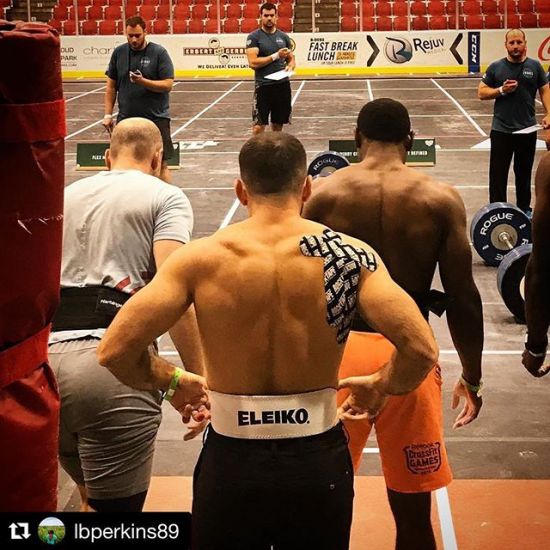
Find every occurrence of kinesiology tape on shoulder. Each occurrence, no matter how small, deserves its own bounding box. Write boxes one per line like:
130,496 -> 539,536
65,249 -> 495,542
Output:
300,229 -> 377,344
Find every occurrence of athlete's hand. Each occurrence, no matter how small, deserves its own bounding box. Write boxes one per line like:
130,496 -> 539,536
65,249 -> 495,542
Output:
541,114 -> 550,130
502,79 -> 518,94
129,69 -> 144,84
183,416 -> 209,441
338,375 -> 388,421
170,371 -> 210,423
522,349 -> 550,378
278,48 -> 291,59
451,379 -> 482,428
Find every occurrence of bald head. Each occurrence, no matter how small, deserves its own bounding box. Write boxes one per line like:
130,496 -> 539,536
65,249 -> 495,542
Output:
109,118 -> 163,163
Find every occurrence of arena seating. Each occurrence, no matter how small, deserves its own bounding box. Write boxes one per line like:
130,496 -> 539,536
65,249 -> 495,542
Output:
45,0 -> 548,35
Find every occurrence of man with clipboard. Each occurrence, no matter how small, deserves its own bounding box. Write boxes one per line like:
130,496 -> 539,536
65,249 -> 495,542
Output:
246,2 -> 296,135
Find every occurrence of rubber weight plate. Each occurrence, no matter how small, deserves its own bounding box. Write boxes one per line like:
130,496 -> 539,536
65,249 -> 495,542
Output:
497,243 -> 532,323
307,151 -> 350,178
470,202 -> 531,266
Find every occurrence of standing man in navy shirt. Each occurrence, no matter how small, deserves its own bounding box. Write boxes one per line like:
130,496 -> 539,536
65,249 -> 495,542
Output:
478,28 -> 550,217
103,16 -> 175,182
246,3 -> 296,135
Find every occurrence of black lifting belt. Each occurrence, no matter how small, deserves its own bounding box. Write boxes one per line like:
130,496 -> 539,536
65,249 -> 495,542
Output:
52,286 -> 131,331
351,289 -> 450,332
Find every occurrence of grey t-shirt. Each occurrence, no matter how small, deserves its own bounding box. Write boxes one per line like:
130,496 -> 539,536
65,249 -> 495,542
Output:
246,28 -> 292,86
482,57 -> 547,133
106,42 -> 174,120
50,169 -> 193,343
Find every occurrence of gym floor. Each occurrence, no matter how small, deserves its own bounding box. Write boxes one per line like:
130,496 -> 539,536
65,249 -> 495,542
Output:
59,77 -> 550,549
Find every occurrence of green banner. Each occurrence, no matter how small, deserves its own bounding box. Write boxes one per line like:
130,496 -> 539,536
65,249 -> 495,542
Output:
328,138 -> 436,167
76,142 -> 180,170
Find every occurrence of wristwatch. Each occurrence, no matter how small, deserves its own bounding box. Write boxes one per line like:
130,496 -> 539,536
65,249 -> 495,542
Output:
524,333 -> 548,358
459,374 -> 483,396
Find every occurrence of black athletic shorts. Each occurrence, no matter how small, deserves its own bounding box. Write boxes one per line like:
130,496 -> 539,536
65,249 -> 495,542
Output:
253,80 -> 292,126
117,115 -> 174,161
192,423 -> 354,550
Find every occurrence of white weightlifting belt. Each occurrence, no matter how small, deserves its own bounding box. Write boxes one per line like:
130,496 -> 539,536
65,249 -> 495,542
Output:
209,388 -> 338,439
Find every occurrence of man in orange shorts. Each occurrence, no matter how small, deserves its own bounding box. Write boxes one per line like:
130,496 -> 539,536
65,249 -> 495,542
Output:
304,98 -> 484,550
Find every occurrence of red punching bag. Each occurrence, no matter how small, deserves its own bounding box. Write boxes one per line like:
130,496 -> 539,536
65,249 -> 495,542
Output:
0,21 -> 65,511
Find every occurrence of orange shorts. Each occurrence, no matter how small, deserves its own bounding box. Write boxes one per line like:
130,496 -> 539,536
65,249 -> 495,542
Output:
338,331 -> 452,493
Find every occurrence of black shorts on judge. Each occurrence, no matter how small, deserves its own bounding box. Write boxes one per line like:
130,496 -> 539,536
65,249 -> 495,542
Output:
117,115 -> 174,161
192,423 -> 353,550
253,80 -> 292,126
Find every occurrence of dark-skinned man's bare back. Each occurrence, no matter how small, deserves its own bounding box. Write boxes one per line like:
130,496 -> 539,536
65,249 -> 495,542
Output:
303,98 -> 484,550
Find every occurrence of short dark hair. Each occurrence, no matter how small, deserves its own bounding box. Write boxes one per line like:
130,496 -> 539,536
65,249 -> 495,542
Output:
357,98 -> 411,144
239,133 -> 306,196
260,2 -> 277,14
126,16 -> 146,30
48,530 -> 54,534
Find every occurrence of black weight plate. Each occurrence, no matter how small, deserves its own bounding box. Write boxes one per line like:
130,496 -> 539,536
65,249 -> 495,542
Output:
470,202 -> 531,266
497,243 -> 532,323
307,151 -> 350,178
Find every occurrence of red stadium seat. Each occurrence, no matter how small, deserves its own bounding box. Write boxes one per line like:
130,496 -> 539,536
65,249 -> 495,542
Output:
87,5 -> 103,20
223,17 -> 240,32
62,19 -> 76,34
497,0 -> 517,11
430,14 -> 448,27
377,1 -> 392,16
410,1 -> 427,15
48,18 -> 62,32
482,0 -> 499,12
205,18 -> 220,33
191,3 -> 207,19
464,13 -> 484,26
152,18 -> 169,33
156,4 -> 169,18
241,17 -> 259,32
226,4 -> 242,18
360,2 -> 375,16
539,11 -> 550,23
446,1 -> 458,14
67,5 -> 87,20
484,13 -> 502,26
393,15 -> 409,29
279,3 -> 293,17
80,21 -> 97,35
243,0 -> 259,4
98,19 -> 118,34
104,5 -> 122,19
277,16 -> 293,32
506,12 -> 521,24
428,1 -> 446,14
412,15 -> 429,28
139,4 -> 156,19
173,4 -> 190,18
172,18 -> 188,33
108,0 -> 123,5
517,0 -> 533,11
535,0 -> 550,11
340,15 -> 357,30
393,1 -> 409,16
520,12 -> 538,25
52,5 -> 68,19
188,18 -> 205,32
142,0 -> 157,4
359,17 -> 376,30
462,1 -> 481,14
58,0 -> 73,7
377,15 -> 393,29
341,2 -> 357,16
243,4 -> 260,18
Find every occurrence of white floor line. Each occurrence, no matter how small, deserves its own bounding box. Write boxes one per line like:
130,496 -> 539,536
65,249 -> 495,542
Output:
65,85 -> 106,103
171,81 -> 243,137
361,448 -> 380,454
216,80 -> 307,229
367,79 -> 374,101
430,78 -> 488,137
435,487 -> 459,550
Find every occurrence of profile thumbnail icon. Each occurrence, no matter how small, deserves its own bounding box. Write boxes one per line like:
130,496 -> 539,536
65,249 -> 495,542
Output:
38,517 -> 65,545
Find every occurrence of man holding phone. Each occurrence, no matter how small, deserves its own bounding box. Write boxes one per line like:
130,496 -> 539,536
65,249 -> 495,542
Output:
103,16 -> 175,182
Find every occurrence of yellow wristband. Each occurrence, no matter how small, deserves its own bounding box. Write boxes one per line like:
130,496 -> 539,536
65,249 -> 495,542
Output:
164,367 -> 184,402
